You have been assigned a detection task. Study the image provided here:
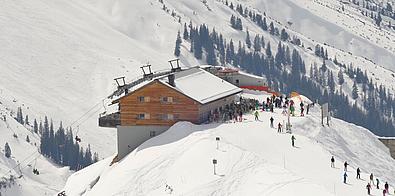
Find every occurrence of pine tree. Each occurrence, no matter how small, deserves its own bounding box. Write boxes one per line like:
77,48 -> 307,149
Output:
183,23 -> 189,40
236,18 -> 243,30
269,22 -> 275,35
33,119 -> 38,133
206,41 -> 217,65
245,30 -> 251,49
25,115 -> 29,125
230,15 -> 236,28
265,42 -> 272,57
376,12 -> 382,26
253,35 -> 261,52
280,28 -> 288,41
5,142 -> 11,158
328,71 -> 335,92
321,60 -> 327,73
93,152 -> 99,163
338,69 -> 345,85
352,81 -> 359,99
174,31 -> 182,57
285,46 -> 291,64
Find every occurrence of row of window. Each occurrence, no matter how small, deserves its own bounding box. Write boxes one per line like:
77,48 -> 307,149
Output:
136,113 -> 179,121
138,96 -> 174,103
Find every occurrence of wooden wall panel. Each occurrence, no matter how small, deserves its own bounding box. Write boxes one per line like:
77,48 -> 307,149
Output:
119,81 -> 200,126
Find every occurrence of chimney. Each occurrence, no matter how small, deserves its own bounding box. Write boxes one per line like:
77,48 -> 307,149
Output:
168,74 -> 175,87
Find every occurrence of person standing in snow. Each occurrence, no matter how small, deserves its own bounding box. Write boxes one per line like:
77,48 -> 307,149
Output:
376,178 -> 380,189
384,182 -> 389,193
383,189 -> 387,196
331,156 -> 335,168
238,110 -> 243,122
300,102 -> 304,116
290,105 -> 295,116
367,183 -> 372,195
306,104 -> 310,115
344,161 -> 349,172
370,173 -> 374,185
291,135 -> 296,147
277,123 -> 282,133
254,110 -> 259,121
356,167 -> 361,179
343,172 -> 348,184
270,117 -> 274,128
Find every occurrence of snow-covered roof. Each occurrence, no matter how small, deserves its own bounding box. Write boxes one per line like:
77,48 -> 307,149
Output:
237,70 -> 265,80
159,67 -> 242,104
114,67 -> 242,104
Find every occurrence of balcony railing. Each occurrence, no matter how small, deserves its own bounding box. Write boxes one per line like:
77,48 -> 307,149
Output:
99,112 -> 120,128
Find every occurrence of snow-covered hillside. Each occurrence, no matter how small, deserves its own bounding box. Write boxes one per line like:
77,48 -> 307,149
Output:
0,104 -> 71,196
62,93 -> 395,196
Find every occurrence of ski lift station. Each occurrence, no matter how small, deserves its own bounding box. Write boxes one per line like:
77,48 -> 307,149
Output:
99,61 -> 268,160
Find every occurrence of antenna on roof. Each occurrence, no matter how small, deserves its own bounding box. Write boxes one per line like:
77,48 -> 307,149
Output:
114,77 -> 126,89
169,59 -> 181,72
141,64 -> 153,79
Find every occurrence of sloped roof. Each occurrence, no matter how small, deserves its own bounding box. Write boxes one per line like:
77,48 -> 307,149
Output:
113,67 -> 242,105
160,67 -> 242,104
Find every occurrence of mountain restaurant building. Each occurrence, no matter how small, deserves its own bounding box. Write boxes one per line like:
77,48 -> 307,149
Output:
104,67 -> 242,159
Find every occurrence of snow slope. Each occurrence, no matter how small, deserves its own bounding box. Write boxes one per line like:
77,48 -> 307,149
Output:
0,103 -> 71,196
63,93 -> 395,196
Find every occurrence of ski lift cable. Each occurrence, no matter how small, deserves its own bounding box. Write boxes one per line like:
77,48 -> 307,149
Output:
0,96 -> 112,179
71,99 -> 112,137
0,150 -> 40,179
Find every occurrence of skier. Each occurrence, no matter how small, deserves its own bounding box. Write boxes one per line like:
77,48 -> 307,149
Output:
356,167 -> 361,179
343,172 -> 348,184
254,110 -> 259,121
383,189 -> 387,196
384,182 -> 389,193
306,103 -> 310,115
270,117 -> 274,128
300,102 -> 304,116
291,135 -> 296,147
238,110 -> 243,122
367,183 -> 372,195
331,156 -> 335,168
376,178 -> 380,189
344,161 -> 349,172
277,123 -> 282,133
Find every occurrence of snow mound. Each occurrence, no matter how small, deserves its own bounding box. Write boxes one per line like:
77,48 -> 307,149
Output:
62,94 -> 395,196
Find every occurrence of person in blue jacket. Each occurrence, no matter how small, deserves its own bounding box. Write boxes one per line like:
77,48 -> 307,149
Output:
343,172 -> 348,184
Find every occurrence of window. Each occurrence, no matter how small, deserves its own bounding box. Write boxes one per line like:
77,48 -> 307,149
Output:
158,114 -> 174,121
137,113 -> 150,120
160,96 -> 173,103
137,114 -> 145,120
138,96 -> 150,102
149,131 -> 156,137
